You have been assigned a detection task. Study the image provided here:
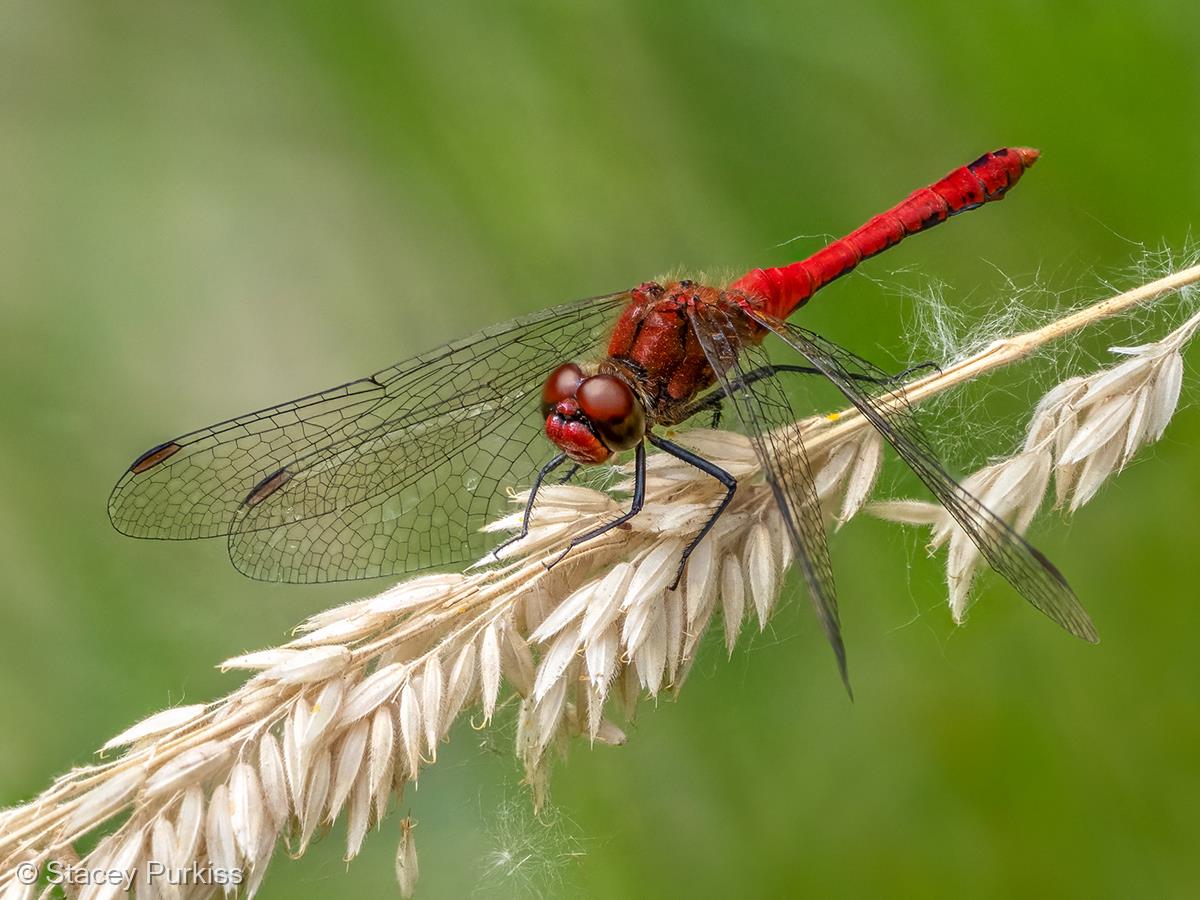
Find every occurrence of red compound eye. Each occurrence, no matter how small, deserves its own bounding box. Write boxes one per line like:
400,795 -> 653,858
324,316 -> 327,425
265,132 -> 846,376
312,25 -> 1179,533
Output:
577,374 -> 645,451
541,363 -> 584,417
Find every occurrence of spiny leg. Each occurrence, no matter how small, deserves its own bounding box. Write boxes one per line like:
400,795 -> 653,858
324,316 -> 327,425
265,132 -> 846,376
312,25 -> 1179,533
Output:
647,433 -> 737,590
691,364 -> 822,427
686,362 -> 931,428
895,359 -> 941,379
545,442 -> 646,570
493,452 -> 567,557
558,463 -> 581,485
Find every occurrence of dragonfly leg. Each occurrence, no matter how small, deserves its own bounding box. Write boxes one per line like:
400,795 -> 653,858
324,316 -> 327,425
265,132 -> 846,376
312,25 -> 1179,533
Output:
545,442 -> 646,570
686,362 -> 928,428
647,433 -> 737,590
493,452 -> 568,558
683,365 -> 819,427
896,359 -> 941,379
558,463 -> 581,485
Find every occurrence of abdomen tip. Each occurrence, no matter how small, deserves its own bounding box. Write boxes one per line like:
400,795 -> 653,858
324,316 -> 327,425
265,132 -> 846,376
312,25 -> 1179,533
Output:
1013,147 -> 1041,167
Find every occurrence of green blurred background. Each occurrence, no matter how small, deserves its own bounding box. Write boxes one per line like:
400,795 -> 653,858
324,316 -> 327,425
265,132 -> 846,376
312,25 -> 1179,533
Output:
3,2 -> 1199,897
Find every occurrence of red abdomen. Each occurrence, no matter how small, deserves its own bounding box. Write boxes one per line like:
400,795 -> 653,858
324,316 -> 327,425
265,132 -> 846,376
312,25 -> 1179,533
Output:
732,147 -> 1040,318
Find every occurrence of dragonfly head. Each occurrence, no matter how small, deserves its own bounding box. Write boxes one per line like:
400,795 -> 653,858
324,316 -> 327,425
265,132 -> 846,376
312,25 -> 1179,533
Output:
541,363 -> 646,464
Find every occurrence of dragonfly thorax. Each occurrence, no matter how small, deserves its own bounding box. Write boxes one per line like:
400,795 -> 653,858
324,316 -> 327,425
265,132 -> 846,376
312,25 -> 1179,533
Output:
603,279 -> 770,426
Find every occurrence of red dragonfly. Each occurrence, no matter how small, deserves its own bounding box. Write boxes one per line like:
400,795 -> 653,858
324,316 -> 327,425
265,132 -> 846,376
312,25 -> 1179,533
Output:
110,147 -> 1097,682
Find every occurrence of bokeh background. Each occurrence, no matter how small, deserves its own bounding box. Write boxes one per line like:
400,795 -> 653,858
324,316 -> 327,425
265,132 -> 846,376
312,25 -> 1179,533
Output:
3,2 -> 1199,898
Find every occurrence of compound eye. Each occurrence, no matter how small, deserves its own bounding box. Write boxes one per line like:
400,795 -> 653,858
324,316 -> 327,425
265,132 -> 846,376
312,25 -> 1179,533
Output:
577,374 -> 645,451
541,363 -> 584,416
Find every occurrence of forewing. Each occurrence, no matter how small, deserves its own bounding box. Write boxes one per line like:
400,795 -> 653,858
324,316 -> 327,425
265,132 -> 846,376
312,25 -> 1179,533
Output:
110,292 -> 630,582
746,310 -> 1098,643
687,302 -> 850,689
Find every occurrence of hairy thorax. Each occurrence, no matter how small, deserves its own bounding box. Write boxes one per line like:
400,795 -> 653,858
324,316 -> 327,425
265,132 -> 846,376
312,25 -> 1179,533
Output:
603,279 -> 766,426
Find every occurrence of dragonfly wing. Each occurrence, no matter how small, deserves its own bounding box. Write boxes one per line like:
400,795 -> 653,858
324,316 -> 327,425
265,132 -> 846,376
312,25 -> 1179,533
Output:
109,292 -> 631,582
110,379 -> 390,540
746,310 -> 1098,643
687,302 -> 850,690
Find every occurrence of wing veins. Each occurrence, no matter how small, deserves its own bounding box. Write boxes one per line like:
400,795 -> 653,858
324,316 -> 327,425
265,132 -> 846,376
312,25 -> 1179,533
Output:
685,302 -> 850,689
747,312 -> 1097,643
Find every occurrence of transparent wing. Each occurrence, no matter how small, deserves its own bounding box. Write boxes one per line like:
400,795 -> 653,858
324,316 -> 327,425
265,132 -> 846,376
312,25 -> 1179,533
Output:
109,291 -> 631,582
746,310 -> 1098,643
686,302 -> 850,690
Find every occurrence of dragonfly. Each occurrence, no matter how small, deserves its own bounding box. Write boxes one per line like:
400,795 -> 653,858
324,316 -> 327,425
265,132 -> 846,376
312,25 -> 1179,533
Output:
109,147 -> 1097,684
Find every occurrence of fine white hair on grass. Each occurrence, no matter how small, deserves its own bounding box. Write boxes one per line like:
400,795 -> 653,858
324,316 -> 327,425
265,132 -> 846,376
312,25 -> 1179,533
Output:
871,302 -> 1200,620
476,796 -> 585,899
1,260 -> 1198,899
